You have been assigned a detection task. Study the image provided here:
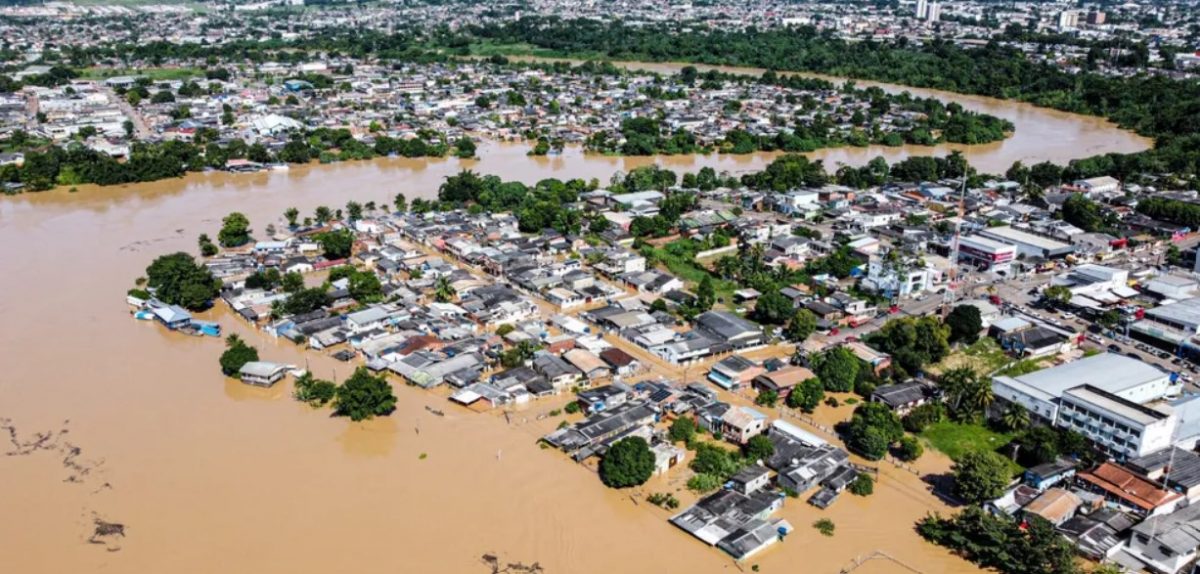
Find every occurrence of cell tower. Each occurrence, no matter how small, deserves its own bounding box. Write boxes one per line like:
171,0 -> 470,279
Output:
941,171 -> 969,317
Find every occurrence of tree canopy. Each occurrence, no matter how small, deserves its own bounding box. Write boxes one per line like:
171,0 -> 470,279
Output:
599,436 -> 656,488
952,451 -> 1012,504
812,347 -> 861,392
334,367 -> 397,421
945,304 -> 983,345
219,334 -> 258,377
144,252 -> 221,310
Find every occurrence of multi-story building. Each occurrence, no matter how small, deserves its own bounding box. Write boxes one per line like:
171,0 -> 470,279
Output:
1057,385 -> 1176,460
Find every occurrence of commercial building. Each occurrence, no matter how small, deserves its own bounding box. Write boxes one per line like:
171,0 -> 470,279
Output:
978,226 -> 1075,260
958,234 -> 1017,273
991,353 -> 1175,423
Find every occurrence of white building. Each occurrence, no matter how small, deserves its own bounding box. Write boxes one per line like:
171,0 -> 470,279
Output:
1058,10 -> 1080,30
992,353 -> 1176,423
1057,386 -> 1176,460
862,257 -> 935,299
1073,176 -> 1121,195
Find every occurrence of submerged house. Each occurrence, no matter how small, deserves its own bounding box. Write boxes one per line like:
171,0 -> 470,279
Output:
670,488 -> 791,560
542,400 -> 658,461
238,361 -> 289,387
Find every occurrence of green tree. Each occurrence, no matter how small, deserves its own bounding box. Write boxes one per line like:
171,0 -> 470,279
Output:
284,207 -> 299,227
455,136 -> 477,159
745,434 -> 775,462
690,442 -> 744,480
314,205 -> 333,224
393,193 -> 408,213
219,334 -> 259,376
144,252 -> 221,310
755,389 -> 778,408
1000,402 -> 1030,432
784,308 -> 817,342
902,403 -> 945,433
1015,426 -> 1061,467
345,201 -> 363,221
945,304 -> 983,345
952,451 -> 1011,504
896,436 -> 924,461
848,473 -> 874,496
293,372 -> 337,406
696,275 -> 716,310
217,212 -> 252,247
669,417 -> 697,444
845,402 -> 904,460
317,229 -> 354,259
348,269 -> 383,302
334,367 -> 396,422
813,346 -> 861,392
1062,193 -> 1104,232
940,366 -> 993,421
869,315 -> 950,374
752,289 -> 794,325
434,275 -> 457,302
599,436 -> 655,488
281,272 -> 305,294
786,377 -> 825,412
1043,285 -> 1073,307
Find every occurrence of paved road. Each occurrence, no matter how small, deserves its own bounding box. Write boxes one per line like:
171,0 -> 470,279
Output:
104,85 -> 151,139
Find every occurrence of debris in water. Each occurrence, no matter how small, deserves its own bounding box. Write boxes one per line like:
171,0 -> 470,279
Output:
480,553 -> 544,573
88,516 -> 125,551
3,418 -> 121,549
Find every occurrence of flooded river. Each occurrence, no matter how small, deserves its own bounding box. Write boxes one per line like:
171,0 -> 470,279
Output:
0,60 -> 1149,574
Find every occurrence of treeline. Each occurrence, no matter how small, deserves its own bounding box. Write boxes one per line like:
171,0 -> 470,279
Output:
1136,197 -> 1200,229
461,18 -> 1200,180
3,127 -> 456,192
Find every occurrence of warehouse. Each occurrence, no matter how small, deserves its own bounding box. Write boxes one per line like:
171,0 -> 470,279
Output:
978,225 -> 1076,259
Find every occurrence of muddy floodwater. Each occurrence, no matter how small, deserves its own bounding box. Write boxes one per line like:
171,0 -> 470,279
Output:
0,61 -> 1150,573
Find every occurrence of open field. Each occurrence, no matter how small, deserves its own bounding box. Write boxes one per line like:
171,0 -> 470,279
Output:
79,67 -> 204,81
921,421 -> 1022,475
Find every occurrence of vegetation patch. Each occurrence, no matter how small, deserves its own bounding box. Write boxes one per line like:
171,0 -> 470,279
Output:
920,421 -> 1021,474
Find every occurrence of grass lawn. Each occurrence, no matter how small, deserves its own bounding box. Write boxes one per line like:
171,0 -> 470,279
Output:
79,67 -> 204,81
996,358 -> 1047,377
920,421 -> 1023,475
926,338 -> 1011,377
645,243 -> 737,306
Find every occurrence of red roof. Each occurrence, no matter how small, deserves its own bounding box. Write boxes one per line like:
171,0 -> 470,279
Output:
599,347 -> 637,368
1078,462 -> 1181,511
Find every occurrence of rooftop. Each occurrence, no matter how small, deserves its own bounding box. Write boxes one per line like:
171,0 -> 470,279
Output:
993,353 -> 1167,403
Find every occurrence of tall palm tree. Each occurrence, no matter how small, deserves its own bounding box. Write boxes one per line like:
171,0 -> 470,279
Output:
1001,402 -> 1030,432
434,276 -> 457,303
964,379 -> 995,420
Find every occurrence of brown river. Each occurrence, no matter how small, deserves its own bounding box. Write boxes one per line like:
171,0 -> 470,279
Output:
0,60 -> 1150,574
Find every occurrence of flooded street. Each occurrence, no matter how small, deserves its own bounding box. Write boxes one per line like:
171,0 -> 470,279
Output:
0,68 -> 1150,573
